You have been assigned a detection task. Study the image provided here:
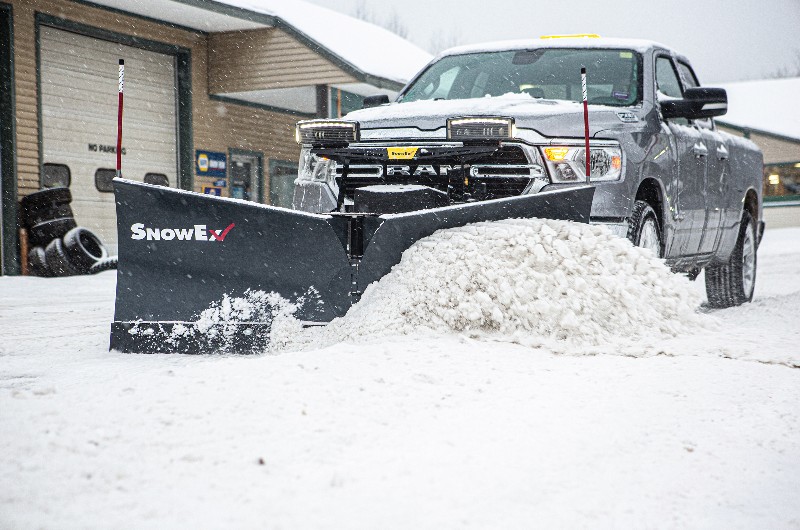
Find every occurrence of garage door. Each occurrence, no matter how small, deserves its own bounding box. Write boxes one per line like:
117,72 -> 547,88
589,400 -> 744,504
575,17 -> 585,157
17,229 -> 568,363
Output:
40,26 -> 178,255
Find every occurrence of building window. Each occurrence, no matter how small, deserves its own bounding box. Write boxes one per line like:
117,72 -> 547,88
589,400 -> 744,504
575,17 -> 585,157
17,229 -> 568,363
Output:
42,163 -> 71,188
330,88 -> 366,118
95,168 -> 116,193
144,173 -> 170,187
764,163 -> 800,201
269,160 -> 299,208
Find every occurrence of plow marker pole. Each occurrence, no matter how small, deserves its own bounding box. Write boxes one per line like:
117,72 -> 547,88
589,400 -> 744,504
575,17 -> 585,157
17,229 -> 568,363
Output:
581,66 -> 590,182
116,59 -> 124,179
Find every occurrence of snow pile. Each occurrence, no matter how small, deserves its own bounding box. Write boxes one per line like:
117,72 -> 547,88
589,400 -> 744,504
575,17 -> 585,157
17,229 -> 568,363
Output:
125,290 -> 308,353
185,290 -> 302,349
273,218 -> 713,354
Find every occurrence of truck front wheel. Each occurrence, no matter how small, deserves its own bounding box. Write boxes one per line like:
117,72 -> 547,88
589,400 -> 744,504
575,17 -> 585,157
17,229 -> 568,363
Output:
627,200 -> 663,258
705,211 -> 757,308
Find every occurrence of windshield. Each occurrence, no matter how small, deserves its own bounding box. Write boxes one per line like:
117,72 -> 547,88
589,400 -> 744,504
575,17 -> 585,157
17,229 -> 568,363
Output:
400,48 -> 642,107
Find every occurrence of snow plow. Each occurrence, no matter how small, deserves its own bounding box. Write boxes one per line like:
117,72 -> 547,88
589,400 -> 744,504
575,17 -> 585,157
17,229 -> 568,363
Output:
109,175 -> 594,354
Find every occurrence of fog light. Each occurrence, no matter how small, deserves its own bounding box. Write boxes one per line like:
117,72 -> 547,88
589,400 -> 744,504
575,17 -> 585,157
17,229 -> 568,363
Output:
555,163 -> 579,181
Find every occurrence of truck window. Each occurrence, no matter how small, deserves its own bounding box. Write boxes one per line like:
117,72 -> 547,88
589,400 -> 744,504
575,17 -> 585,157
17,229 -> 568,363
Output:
655,56 -> 683,98
677,61 -> 700,89
676,60 -> 714,129
401,48 -> 642,107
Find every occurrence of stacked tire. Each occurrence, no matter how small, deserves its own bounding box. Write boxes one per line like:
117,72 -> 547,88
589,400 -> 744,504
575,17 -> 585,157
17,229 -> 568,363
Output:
21,188 -> 116,277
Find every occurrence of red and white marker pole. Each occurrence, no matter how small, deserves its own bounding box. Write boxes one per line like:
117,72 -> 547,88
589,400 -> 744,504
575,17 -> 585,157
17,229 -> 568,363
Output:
116,59 -> 124,179
581,66 -> 590,182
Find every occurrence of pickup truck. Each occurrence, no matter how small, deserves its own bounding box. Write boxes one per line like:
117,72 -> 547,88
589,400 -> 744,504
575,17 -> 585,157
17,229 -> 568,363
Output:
292,36 -> 764,308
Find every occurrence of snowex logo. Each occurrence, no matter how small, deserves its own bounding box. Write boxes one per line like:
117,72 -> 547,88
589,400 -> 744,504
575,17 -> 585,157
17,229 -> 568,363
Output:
130,222 -> 235,242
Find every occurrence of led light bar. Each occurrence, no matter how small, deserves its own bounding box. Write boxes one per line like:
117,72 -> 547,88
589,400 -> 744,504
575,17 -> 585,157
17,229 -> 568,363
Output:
447,117 -> 515,141
296,120 -> 359,145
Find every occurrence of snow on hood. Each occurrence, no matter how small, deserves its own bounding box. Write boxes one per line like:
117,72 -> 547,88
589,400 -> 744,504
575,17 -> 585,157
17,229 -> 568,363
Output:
346,93 -> 624,137
271,218 -> 712,354
217,0 -> 432,84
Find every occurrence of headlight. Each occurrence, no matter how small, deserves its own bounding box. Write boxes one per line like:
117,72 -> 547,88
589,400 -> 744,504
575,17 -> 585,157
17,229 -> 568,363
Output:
296,147 -> 336,184
447,117 -> 515,141
296,120 -> 359,145
542,145 -> 622,183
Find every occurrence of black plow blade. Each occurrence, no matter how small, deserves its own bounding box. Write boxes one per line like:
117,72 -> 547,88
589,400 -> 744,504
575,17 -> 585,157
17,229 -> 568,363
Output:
110,179 -> 594,353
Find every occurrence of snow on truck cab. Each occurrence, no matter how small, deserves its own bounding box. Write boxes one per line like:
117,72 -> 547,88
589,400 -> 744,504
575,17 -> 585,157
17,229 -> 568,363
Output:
294,36 -> 764,309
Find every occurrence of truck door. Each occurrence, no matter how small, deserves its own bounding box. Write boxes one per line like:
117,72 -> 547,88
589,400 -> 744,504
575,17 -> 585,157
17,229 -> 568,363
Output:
696,125 -> 729,254
676,61 -> 727,255
657,56 -> 706,257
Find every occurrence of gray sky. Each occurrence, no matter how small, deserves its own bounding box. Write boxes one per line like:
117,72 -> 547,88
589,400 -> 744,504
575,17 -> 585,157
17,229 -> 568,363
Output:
307,0 -> 800,84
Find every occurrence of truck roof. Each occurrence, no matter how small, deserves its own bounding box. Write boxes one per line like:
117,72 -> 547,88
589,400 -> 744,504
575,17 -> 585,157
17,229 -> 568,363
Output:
438,37 -> 678,59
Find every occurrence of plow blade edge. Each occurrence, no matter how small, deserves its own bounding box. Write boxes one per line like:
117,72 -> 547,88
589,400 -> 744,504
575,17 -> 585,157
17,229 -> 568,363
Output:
110,180 -> 594,354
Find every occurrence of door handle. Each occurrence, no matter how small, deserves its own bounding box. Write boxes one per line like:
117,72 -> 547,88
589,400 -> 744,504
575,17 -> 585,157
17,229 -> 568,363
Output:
716,145 -> 729,160
692,142 -> 708,158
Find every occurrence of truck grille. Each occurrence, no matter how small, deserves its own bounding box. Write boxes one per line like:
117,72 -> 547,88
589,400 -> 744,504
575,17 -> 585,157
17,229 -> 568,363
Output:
334,145 -> 540,202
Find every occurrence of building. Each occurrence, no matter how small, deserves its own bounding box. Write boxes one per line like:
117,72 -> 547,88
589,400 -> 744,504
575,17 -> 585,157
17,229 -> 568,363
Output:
717,77 -> 800,229
0,0 -> 432,274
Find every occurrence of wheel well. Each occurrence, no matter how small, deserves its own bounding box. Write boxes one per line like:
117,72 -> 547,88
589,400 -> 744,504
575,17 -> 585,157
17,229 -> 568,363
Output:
744,189 -> 758,222
635,179 -> 664,228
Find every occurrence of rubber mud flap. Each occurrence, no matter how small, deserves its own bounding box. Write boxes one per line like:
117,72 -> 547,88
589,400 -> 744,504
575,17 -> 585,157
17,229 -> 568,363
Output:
358,186 -> 595,290
111,179 -> 352,353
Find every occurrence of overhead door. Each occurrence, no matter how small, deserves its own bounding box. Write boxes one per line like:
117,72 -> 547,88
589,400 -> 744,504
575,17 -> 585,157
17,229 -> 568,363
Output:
40,26 -> 178,255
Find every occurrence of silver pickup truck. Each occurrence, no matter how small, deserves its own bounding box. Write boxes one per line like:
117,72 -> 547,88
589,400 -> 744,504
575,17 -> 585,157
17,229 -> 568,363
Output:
293,37 -> 764,308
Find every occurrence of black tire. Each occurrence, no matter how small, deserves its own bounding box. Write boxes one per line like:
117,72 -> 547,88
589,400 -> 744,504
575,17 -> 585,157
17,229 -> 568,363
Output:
62,227 -> 108,272
627,200 -> 663,257
20,187 -> 72,212
27,246 -> 53,277
20,188 -> 74,229
27,217 -> 78,247
44,237 -> 82,277
89,256 -> 118,274
705,211 -> 757,308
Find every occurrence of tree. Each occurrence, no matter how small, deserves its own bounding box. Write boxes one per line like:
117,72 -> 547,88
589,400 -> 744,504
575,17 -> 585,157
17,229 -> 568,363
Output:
766,49 -> 800,79
384,11 -> 409,39
352,1 -> 409,40
428,29 -> 463,54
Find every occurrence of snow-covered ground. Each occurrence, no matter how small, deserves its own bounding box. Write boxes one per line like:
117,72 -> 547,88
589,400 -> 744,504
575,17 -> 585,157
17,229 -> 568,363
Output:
1,226 -> 799,529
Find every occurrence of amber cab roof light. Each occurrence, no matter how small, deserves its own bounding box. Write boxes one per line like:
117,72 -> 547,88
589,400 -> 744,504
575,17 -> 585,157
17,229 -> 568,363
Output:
540,34 -> 601,39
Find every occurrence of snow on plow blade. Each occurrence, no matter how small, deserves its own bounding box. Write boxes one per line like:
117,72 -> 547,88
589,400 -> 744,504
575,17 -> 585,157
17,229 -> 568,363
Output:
110,179 -> 594,354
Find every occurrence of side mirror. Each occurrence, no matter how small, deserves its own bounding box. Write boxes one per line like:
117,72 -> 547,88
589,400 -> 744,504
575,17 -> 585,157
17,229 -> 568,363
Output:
362,94 -> 390,109
661,87 -> 727,120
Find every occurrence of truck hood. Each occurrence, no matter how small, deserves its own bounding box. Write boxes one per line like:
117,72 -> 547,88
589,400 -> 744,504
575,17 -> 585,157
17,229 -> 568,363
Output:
345,94 -> 636,139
